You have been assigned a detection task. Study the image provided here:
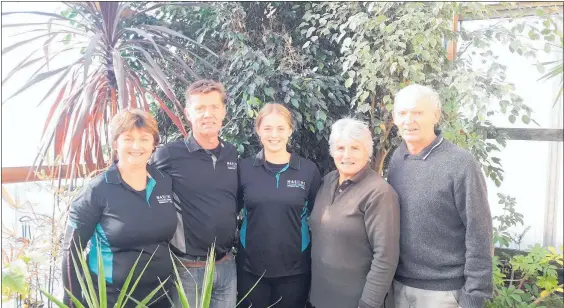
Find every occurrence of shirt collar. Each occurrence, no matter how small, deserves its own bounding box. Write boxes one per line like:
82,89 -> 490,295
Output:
184,132 -> 225,153
399,131 -> 445,160
104,161 -> 164,185
252,149 -> 301,170
329,162 -> 372,185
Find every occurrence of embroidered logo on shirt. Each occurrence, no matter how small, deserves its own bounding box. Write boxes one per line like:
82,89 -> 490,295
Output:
156,194 -> 172,204
227,161 -> 237,170
287,180 -> 306,190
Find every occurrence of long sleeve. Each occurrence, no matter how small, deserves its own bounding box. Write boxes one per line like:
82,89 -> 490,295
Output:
359,186 -> 400,308
307,166 -> 322,213
236,157 -> 244,214
455,160 -> 493,308
61,184 -> 103,306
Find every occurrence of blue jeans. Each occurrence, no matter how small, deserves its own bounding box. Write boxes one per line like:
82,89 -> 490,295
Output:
172,254 -> 237,308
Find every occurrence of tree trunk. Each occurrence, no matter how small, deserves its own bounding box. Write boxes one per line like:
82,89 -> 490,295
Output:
373,148 -> 390,175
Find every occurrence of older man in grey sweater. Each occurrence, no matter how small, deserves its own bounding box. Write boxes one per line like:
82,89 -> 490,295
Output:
387,84 -> 493,308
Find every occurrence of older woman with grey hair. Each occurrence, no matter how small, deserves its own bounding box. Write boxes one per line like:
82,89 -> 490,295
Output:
308,118 -> 400,308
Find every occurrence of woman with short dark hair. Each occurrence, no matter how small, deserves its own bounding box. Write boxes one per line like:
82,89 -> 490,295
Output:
61,109 -> 177,307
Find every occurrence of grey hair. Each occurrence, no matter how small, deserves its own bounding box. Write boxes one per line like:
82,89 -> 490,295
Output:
394,84 -> 442,110
329,118 -> 374,159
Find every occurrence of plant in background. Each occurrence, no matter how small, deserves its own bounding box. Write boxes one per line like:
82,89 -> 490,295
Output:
493,193 -> 524,249
39,242 -> 261,308
2,2 -> 216,182
488,194 -> 564,308
515,6 -> 563,107
538,59 -> 563,107
487,245 -> 563,308
1,184 -> 66,307
170,245 -> 215,308
152,2 -> 562,179
41,241 -> 169,308
3,2 -> 563,307
298,2 -> 545,179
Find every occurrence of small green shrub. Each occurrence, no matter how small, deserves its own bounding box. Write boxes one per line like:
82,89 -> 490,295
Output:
487,195 -> 564,308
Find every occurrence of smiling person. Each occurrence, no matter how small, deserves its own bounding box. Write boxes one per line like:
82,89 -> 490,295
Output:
237,103 -> 321,308
308,118 -> 399,308
61,109 -> 177,307
387,84 -> 492,308
149,80 -> 239,308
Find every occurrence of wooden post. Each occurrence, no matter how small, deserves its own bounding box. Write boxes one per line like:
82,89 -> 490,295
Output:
447,13 -> 459,61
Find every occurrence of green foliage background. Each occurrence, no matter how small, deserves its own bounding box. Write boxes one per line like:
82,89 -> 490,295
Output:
2,2 -> 562,307
136,2 -> 561,180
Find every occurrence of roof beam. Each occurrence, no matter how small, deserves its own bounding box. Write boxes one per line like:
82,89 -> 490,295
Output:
486,127 -> 564,142
1,164 -> 102,184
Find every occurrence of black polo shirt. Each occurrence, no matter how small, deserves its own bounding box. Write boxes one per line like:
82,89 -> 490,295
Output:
61,163 -> 176,305
149,134 -> 239,258
237,151 -> 321,277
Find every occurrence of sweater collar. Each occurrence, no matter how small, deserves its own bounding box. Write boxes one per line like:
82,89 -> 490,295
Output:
399,131 -> 445,161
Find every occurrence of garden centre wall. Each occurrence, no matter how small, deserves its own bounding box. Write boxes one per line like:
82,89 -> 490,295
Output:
461,17 -> 563,250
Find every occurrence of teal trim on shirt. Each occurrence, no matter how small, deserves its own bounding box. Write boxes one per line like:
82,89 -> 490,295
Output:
275,164 -> 290,188
146,177 -> 156,206
240,208 -> 248,248
88,224 -> 113,283
301,202 -> 310,251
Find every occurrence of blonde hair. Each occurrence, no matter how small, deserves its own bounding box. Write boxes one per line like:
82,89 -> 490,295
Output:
110,109 -> 159,159
255,103 -> 293,132
185,79 -> 227,106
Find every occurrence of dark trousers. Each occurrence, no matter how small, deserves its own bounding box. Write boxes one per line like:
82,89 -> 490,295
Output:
237,269 -> 310,308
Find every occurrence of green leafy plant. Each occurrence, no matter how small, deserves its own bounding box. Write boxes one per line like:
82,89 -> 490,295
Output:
2,259 -> 29,303
488,192 -> 564,308
1,184 -> 65,307
521,6 -> 563,107
40,240 -> 168,308
170,245 -> 215,308
537,59 -> 563,107
493,193 -> 524,248
39,241 -> 265,308
169,242 -> 267,308
487,245 -> 563,308
149,2 -> 562,180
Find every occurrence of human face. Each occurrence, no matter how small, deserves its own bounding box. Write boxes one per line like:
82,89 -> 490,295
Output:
333,138 -> 369,180
185,91 -> 226,138
114,128 -> 155,168
257,113 -> 292,154
393,97 -> 440,145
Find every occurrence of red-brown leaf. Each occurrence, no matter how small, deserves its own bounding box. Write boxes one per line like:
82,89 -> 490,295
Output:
147,91 -> 187,137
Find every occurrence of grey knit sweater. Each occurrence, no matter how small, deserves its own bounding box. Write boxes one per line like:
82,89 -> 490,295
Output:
387,135 -> 493,308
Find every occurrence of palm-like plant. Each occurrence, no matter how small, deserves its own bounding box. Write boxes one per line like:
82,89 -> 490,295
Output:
2,2 -> 217,180
538,59 -> 563,107
40,242 -> 264,308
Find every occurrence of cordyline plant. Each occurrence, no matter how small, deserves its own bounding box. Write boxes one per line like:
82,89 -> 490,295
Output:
40,241 -> 263,308
2,2 -> 216,182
